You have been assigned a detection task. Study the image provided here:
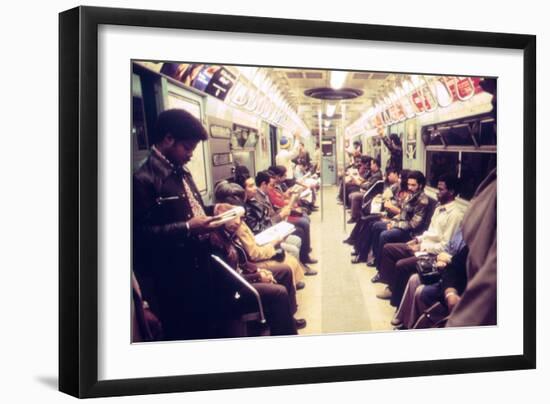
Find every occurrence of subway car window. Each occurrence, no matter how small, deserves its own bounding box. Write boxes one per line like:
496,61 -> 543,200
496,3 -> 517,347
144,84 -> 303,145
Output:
443,125 -> 475,146
131,60 -> 498,343
426,151 -> 459,186
477,118 -> 497,145
460,152 -> 497,199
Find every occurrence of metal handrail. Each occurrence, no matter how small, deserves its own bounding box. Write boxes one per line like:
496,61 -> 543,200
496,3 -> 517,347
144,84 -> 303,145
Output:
360,180 -> 386,206
210,254 -> 266,324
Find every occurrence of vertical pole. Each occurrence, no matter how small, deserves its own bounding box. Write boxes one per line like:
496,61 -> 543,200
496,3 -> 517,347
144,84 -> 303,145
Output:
342,103 -> 347,232
318,107 -> 323,221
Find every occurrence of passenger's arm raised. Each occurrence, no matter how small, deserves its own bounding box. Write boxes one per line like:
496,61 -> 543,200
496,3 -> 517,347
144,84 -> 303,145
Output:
288,135 -> 301,160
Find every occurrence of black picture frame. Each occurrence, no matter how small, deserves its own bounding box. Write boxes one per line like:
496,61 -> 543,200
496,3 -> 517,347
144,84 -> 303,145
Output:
59,5 -> 536,398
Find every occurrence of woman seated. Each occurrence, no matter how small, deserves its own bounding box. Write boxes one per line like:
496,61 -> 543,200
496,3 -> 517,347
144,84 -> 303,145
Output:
210,204 -> 306,334
215,180 -> 316,277
212,201 -> 305,289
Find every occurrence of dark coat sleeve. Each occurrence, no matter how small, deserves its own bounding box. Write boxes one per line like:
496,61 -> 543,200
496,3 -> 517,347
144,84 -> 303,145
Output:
441,246 -> 469,295
133,175 -> 189,243
360,170 -> 383,190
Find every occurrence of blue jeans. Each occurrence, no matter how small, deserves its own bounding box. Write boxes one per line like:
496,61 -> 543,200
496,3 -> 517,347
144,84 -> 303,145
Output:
371,223 -> 411,267
289,215 -> 311,259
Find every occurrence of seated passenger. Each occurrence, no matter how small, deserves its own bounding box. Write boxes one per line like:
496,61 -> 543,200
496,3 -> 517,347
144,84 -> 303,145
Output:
338,154 -> 371,206
347,157 -> 384,223
392,229 -> 468,329
293,163 -> 318,207
292,143 -> 319,207
265,167 -> 318,265
368,170 -> 430,270
336,153 -> 360,204
346,167 -> 406,264
233,164 -> 251,186
209,204 -> 306,334
211,199 -> 305,289
272,164 -> 317,212
375,174 -> 463,307
223,175 -> 308,271
238,174 -> 317,276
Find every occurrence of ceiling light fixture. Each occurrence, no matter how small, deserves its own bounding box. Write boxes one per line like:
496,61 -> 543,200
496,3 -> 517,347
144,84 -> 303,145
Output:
326,103 -> 337,118
330,70 -> 348,89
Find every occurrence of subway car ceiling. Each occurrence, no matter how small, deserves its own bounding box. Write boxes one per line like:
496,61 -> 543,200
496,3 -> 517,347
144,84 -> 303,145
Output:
132,61 -> 496,203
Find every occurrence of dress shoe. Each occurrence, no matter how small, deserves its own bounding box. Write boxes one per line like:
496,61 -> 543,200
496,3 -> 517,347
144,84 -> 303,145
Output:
371,273 -> 382,283
303,264 -> 318,276
366,259 -> 376,267
303,256 -> 318,264
295,318 -> 307,330
347,218 -> 357,224
342,238 -> 352,244
393,323 -> 405,330
391,317 -> 403,327
351,256 -> 365,264
376,286 -> 392,300
296,281 -> 305,290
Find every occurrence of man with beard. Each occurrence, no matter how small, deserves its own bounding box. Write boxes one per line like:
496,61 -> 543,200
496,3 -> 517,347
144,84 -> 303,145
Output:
133,109 -> 220,341
375,174 -> 464,307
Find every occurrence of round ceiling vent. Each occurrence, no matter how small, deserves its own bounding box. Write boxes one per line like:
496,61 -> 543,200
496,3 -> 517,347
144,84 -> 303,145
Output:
304,87 -> 363,100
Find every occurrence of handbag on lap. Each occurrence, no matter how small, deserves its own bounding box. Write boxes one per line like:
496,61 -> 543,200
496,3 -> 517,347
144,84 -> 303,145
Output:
412,302 -> 449,329
416,256 -> 442,285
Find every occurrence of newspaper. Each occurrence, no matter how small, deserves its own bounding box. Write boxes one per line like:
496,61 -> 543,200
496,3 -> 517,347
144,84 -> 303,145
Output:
254,222 -> 296,246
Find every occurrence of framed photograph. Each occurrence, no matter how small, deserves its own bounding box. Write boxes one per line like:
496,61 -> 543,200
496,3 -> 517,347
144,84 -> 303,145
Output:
59,6 -> 536,398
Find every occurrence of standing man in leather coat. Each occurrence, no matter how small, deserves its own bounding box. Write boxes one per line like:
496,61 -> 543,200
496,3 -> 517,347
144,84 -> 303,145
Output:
133,109 -> 219,341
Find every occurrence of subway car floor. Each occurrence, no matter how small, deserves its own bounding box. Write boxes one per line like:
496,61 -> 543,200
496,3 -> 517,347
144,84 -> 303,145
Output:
295,185 -> 396,335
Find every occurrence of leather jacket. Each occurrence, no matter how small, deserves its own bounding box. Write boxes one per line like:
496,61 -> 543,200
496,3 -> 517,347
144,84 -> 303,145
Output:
132,150 -> 215,340
392,189 -> 430,234
133,151 -> 211,247
244,198 -> 273,234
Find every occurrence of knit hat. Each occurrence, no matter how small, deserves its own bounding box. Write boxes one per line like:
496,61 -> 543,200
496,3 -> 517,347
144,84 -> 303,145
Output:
279,136 -> 290,149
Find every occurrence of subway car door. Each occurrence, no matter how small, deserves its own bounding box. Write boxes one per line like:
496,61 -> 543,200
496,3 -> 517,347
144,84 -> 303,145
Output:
269,124 -> 278,166
159,78 -> 213,204
231,123 -> 257,177
321,139 -> 337,185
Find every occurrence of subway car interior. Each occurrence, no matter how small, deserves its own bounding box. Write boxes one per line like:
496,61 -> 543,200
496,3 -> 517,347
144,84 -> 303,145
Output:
131,61 -> 497,342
